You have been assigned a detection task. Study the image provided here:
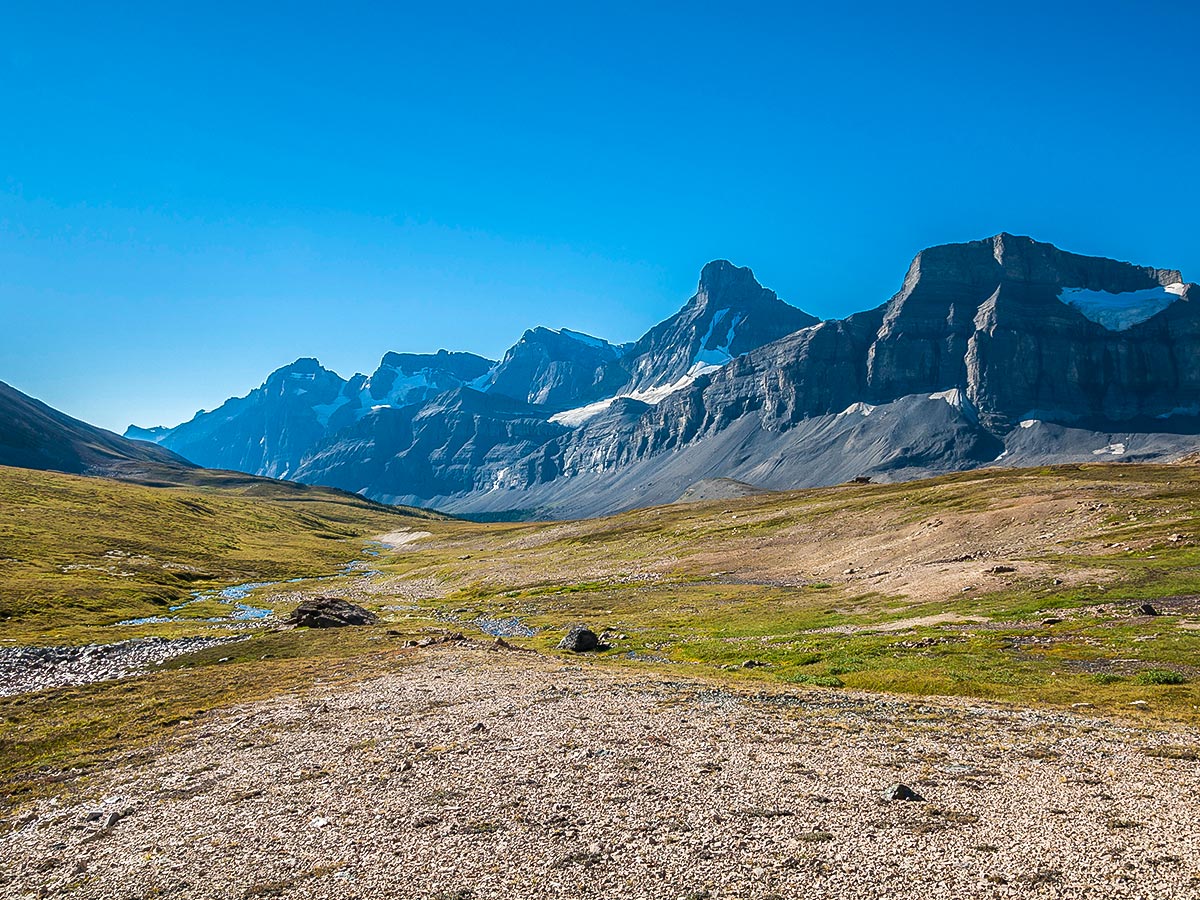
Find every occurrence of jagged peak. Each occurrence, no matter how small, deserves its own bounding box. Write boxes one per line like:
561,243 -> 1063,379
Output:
275,356 -> 324,373
691,260 -> 820,330
377,349 -> 495,373
505,325 -> 617,355
696,259 -> 769,305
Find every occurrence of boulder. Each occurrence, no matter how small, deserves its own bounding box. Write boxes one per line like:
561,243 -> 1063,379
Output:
557,625 -> 600,652
283,597 -> 377,628
881,783 -> 925,803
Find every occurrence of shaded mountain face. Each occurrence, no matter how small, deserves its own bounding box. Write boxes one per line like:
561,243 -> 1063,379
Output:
0,381 -> 190,477
125,236 -> 1200,518
863,233 -> 1190,426
472,327 -> 626,409
365,350 -> 493,407
294,388 -> 568,504
620,259 -> 820,394
132,351 -> 495,480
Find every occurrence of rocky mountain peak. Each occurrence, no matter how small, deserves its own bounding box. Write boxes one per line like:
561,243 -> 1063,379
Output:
262,357 -> 342,391
904,234 -> 1183,297
617,261 -> 819,395
271,357 -> 325,375
375,349 -> 493,381
475,326 -> 626,409
695,260 -> 778,311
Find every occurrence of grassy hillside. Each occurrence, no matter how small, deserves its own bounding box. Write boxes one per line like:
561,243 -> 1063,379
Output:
368,463 -> 1200,717
0,379 -> 188,475
0,465 -> 430,641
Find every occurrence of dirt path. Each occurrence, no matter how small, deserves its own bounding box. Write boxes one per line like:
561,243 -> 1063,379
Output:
4,648 -> 1199,899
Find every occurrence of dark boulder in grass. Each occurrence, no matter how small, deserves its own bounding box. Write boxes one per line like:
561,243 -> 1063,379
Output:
557,625 -> 601,652
284,597 -> 378,628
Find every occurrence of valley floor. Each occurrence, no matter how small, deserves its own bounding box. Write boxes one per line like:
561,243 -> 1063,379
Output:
4,644 -> 1199,900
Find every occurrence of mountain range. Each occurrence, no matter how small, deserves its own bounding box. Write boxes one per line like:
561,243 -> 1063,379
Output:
105,233 -> 1199,518
0,232 -> 1190,519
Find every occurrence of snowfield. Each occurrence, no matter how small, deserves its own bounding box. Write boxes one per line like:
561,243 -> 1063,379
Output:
1059,283 -> 1184,331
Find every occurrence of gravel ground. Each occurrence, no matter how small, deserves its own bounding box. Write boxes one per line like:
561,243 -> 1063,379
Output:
0,636 -> 248,697
3,647 -> 1200,899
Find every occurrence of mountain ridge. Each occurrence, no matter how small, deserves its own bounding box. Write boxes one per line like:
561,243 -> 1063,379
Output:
0,380 -> 193,478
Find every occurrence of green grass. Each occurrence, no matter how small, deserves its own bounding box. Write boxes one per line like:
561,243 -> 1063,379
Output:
1135,669 -> 1188,685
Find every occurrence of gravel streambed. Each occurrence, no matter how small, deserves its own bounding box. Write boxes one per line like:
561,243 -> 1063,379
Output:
0,636 -> 248,697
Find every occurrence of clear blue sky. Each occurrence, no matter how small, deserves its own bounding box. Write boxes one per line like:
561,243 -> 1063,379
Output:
2,0 -> 1197,432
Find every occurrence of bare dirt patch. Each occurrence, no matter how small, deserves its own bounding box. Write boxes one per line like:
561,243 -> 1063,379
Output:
805,612 -> 991,635
374,529 -> 433,549
5,648 -> 1199,899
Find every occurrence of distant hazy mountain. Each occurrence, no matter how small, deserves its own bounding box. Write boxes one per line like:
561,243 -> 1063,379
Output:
0,381 -> 189,477
127,236 -> 1200,517
131,350 -> 493,479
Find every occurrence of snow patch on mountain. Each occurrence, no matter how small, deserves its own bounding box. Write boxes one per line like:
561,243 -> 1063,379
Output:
550,312 -> 747,428
1059,284 -> 1184,331
838,402 -> 877,418
468,370 -> 494,391
547,399 -> 613,427
549,370 -> 714,427
630,372 -> 709,405
312,398 -> 351,426
560,329 -> 617,354
928,388 -> 977,422
358,371 -> 436,415
691,309 -> 746,370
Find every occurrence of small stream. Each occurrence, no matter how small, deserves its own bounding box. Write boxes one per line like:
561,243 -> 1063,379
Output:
3,548 -> 393,696
114,559 -> 383,627
473,616 -> 538,638
116,581 -> 279,626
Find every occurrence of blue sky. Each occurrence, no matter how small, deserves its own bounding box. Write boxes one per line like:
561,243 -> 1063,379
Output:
2,0 -> 1197,432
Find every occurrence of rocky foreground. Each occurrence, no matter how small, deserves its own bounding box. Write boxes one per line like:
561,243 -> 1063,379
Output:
3,647 -> 1200,899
